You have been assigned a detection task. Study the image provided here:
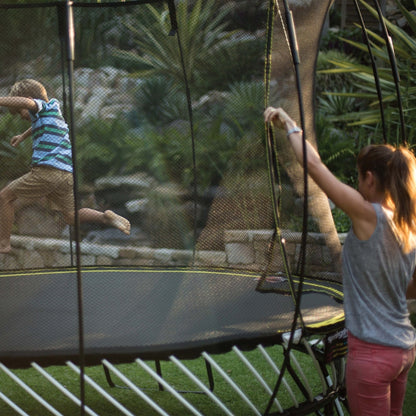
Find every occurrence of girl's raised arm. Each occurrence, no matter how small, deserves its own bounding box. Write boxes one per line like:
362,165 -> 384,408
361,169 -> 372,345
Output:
264,107 -> 377,240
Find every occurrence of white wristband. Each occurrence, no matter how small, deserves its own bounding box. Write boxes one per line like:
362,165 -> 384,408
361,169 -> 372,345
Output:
287,126 -> 302,137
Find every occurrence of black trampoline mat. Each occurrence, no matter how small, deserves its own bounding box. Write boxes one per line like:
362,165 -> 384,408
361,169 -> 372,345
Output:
0,267 -> 344,367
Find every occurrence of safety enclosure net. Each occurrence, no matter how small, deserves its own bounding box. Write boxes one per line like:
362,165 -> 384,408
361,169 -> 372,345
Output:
0,0 -> 345,372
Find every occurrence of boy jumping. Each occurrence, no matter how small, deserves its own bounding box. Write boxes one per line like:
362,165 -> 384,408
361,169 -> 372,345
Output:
0,79 -> 130,253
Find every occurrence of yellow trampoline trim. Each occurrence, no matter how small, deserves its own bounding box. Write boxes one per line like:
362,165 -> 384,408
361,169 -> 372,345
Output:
292,277 -> 344,301
306,312 -> 345,329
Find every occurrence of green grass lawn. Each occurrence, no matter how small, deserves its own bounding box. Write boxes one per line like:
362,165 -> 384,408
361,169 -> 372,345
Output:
404,363 -> 416,415
0,344 -> 414,415
0,345 -> 336,415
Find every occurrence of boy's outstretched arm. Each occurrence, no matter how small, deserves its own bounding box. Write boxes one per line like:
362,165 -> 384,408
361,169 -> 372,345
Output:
11,127 -> 32,147
0,96 -> 37,112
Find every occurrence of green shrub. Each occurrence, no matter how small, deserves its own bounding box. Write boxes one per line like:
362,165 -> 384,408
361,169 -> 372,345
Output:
129,76 -> 189,128
318,0 -> 416,146
123,118 -> 240,192
0,113 -> 33,182
75,117 -> 133,183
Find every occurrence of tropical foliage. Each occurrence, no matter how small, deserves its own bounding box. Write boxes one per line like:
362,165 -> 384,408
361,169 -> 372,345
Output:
123,79 -> 266,191
0,0 -> 267,199
2,0 -> 415,237
75,117 -> 133,182
318,0 -> 416,147
113,0 -> 264,95
114,0 -> 233,90
0,114 -> 32,183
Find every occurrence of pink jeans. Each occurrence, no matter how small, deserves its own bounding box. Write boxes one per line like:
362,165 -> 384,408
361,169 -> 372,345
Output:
346,332 -> 415,416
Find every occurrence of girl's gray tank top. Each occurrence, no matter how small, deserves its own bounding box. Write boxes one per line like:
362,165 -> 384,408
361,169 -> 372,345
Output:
342,203 -> 416,349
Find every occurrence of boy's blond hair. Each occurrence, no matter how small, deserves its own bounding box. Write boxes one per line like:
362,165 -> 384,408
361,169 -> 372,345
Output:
10,79 -> 48,101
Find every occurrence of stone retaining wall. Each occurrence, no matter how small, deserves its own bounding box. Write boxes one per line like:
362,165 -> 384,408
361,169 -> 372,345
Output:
0,235 -> 227,270
1,229 -> 345,274
225,229 -> 346,274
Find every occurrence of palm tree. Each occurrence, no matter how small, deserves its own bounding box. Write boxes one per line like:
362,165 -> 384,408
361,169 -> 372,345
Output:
113,0 -> 236,93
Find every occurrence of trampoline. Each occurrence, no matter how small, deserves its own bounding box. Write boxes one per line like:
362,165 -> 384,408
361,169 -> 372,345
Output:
0,0 -> 405,414
0,267 -> 344,369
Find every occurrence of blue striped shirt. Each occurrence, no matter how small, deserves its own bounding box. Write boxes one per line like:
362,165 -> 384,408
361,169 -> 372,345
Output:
30,99 -> 73,173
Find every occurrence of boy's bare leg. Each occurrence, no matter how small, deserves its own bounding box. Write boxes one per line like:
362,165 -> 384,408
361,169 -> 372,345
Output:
78,208 -> 130,235
0,187 -> 16,253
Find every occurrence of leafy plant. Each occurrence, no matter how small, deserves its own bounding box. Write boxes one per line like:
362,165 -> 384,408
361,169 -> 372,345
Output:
0,114 -> 33,182
129,76 -> 189,128
315,50 -> 363,186
113,0 -> 260,95
75,117 -> 134,183
318,0 -> 416,145
316,49 -> 361,96
196,35 -> 266,92
314,111 -> 358,186
221,0 -> 267,31
223,80 -> 266,135
124,116 -> 240,192
0,6 -> 59,79
74,6 -> 121,68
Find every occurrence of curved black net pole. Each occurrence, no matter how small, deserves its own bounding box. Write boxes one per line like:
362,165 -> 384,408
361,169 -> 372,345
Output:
371,0 -> 407,144
259,0 -> 280,278
167,0 -> 178,35
257,0 -> 297,300
352,0 -> 387,143
261,5 -> 293,414
57,4 -> 77,266
263,0 -> 280,231
64,1 -> 86,413
282,2 -> 308,280
57,7 -> 69,126
263,1 -> 309,413
282,0 -> 308,322
168,2 -> 199,263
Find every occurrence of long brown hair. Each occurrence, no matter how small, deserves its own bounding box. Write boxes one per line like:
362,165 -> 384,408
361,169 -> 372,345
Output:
357,144 -> 416,252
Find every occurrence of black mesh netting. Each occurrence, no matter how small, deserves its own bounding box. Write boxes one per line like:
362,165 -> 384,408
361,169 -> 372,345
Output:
0,0 -> 344,368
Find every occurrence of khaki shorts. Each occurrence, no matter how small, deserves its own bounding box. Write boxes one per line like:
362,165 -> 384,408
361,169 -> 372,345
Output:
8,166 -> 75,214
